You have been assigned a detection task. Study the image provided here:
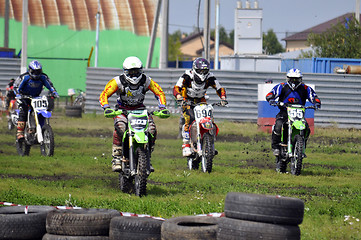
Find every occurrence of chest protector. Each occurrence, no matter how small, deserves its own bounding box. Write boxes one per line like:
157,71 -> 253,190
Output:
117,75 -> 147,106
187,81 -> 207,98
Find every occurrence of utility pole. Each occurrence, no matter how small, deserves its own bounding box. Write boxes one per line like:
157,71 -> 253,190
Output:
21,0 -> 28,73
94,0 -> 100,67
159,0 -> 168,69
356,0 -> 360,23
146,0 -> 162,69
214,0 -> 220,69
4,0 -> 9,48
203,0 -> 210,61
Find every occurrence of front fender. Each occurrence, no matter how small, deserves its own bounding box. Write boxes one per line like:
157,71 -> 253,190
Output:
39,110 -> 52,118
134,132 -> 148,144
292,120 -> 306,130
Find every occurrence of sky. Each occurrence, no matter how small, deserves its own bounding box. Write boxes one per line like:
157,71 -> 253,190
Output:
168,0 -> 359,45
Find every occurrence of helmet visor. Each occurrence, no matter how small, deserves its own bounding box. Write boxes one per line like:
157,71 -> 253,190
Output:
288,77 -> 301,85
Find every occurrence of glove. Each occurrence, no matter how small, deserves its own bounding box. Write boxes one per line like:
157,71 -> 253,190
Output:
315,103 -> 321,109
104,108 -> 114,115
52,91 -> 59,98
221,99 -> 228,106
176,99 -> 184,106
269,99 -> 276,106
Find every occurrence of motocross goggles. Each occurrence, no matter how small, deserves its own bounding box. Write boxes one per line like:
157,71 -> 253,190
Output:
125,68 -> 142,78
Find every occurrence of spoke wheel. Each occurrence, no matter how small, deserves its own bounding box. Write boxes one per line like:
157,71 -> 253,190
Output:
188,156 -> 200,170
16,126 -> 31,156
134,147 -> 148,197
201,133 -> 215,173
291,135 -> 304,176
119,173 -> 133,193
41,124 -> 55,156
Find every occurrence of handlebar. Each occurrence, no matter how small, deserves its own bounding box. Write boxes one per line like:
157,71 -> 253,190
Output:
270,101 -> 317,110
104,108 -> 170,119
180,100 -> 227,107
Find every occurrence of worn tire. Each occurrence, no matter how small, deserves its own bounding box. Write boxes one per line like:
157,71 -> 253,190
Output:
161,216 -> 218,240
46,208 -> 120,236
0,205 -> 55,240
217,217 -> 301,240
224,192 -> 304,225
110,216 -> 163,240
42,233 -> 109,240
65,105 -> 82,118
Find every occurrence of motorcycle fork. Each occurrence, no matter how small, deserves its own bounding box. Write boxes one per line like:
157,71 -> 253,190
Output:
196,121 -> 202,156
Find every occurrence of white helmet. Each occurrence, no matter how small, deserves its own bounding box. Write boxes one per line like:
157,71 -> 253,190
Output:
123,56 -> 143,85
286,68 -> 303,90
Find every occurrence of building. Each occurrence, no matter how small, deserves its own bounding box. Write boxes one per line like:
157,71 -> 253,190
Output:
283,13 -> 361,52
179,31 -> 234,60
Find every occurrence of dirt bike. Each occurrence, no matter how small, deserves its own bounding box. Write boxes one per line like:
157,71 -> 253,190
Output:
104,108 -> 170,197
271,102 -> 316,175
16,95 -> 55,157
183,101 -> 225,173
7,99 -> 18,130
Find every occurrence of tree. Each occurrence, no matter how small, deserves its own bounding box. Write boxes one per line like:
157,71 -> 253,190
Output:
168,30 -> 184,61
211,26 -> 233,47
306,17 -> 361,58
262,29 -> 285,55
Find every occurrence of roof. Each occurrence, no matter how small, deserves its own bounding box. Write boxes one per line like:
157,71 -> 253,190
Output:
283,13 -> 360,41
181,31 -> 234,50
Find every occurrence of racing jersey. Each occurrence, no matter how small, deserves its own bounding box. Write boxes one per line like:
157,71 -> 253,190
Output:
14,73 -> 56,97
99,73 -> 166,109
266,82 -> 321,110
173,70 -> 226,102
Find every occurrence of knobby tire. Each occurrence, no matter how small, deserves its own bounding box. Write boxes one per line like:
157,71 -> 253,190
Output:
134,146 -> 148,197
41,124 -> 55,156
291,135 -> 304,176
201,133 -> 214,173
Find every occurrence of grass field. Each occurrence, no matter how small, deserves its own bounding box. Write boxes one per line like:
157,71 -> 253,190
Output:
0,110 -> 360,239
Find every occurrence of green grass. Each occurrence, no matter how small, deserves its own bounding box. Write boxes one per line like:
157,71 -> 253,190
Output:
0,111 -> 360,239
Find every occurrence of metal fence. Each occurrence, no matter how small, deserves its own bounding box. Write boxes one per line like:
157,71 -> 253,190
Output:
1,57 -> 360,129
86,67 -> 361,129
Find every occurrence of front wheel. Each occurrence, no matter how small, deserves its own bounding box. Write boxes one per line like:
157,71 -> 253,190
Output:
40,124 -> 55,156
188,156 -> 200,170
201,132 -> 215,173
291,135 -> 304,176
134,147 -> 149,197
119,173 -> 133,193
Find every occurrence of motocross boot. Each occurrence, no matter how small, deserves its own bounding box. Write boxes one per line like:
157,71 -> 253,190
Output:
182,131 -> 192,157
16,121 -> 25,140
112,144 -> 122,172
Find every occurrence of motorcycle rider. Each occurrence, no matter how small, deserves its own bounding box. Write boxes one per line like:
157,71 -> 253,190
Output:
5,78 -> 16,111
14,60 -> 59,140
99,56 -> 168,172
173,57 -> 227,157
266,68 -> 321,156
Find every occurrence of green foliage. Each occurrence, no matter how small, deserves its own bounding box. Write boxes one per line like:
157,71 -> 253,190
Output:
210,26 -> 234,48
0,112 -> 360,239
168,30 -> 184,61
307,17 -> 361,58
262,29 -> 285,54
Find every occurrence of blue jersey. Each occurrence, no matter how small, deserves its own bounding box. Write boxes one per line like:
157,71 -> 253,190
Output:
15,73 -> 55,97
266,82 -> 321,109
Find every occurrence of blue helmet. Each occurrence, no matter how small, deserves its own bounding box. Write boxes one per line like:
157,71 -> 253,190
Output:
28,60 -> 43,79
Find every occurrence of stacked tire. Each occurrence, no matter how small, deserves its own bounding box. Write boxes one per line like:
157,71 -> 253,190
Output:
218,192 -> 304,240
0,205 -> 55,240
44,208 -> 120,239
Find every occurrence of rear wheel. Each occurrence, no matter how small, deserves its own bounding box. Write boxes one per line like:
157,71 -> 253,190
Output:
119,173 -> 133,193
201,133 -> 214,173
134,146 -> 148,197
41,124 -> 55,156
188,156 -> 200,170
16,127 -> 31,156
291,135 -> 304,176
